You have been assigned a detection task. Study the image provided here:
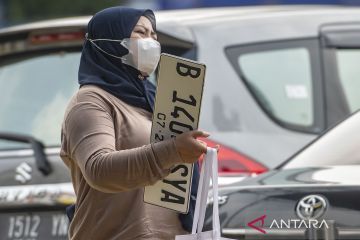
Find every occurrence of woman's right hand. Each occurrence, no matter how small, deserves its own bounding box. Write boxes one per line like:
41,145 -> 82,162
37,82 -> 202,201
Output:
174,130 -> 210,164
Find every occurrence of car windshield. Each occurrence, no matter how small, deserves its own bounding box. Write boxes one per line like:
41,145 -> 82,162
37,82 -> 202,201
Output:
0,51 -> 80,150
282,111 -> 360,169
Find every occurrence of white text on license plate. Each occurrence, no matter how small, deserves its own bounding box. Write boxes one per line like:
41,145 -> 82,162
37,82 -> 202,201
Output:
5,213 -> 68,239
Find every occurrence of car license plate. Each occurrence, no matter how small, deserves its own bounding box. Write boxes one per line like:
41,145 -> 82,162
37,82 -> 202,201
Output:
144,53 -> 206,213
0,211 -> 68,240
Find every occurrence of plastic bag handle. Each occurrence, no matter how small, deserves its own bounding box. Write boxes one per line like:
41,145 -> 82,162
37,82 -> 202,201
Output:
191,147 -> 211,234
191,147 -> 221,236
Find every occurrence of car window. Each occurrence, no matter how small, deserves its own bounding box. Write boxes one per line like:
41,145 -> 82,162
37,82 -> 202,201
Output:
238,48 -> 313,127
226,39 -> 324,133
0,51 -> 80,149
336,49 -> 360,113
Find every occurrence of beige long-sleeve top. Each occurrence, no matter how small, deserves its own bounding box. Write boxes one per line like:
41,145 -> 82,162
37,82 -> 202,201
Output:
60,85 -> 188,240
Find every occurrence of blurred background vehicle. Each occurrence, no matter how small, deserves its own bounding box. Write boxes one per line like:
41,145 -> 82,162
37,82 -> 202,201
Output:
0,133 -> 73,240
1,6 -> 360,178
0,5 -> 360,239
204,110 -> 360,239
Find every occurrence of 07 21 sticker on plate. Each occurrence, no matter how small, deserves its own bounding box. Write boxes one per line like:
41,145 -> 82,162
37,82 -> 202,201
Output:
144,53 -> 206,213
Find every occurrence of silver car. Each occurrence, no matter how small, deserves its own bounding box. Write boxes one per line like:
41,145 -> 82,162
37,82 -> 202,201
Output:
0,6 -> 359,239
2,6 -> 360,172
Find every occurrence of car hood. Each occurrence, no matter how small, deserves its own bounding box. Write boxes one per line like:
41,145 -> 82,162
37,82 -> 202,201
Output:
204,166 -> 360,236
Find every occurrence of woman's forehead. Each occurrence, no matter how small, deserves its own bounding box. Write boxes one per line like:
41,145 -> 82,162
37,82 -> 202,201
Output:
135,16 -> 154,31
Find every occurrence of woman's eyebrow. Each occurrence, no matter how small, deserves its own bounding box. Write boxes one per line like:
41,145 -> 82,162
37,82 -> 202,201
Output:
135,24 -> 156,35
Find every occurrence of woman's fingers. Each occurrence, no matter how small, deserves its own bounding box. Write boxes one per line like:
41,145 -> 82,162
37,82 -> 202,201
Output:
195,139 -> 208,153
174,130 -> 211,164
189,130 -> 210,153
189,130 -> 210,139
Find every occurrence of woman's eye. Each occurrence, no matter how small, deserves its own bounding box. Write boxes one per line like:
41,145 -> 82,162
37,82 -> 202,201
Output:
136,30 -> 145,35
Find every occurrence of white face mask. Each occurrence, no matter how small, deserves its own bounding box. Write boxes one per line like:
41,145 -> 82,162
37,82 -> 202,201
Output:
121,38 -> 161,76
86,34 -> 161,76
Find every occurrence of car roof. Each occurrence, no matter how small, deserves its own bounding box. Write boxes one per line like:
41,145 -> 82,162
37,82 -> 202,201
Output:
156,4 -> 341,23
157,5 -> 360,43
0,5 -> 359,42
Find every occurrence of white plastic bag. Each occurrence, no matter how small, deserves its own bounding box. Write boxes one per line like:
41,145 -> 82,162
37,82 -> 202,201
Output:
175,148 -> 235,240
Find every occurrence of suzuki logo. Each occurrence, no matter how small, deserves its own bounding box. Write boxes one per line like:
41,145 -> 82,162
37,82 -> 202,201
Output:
296,195 -> 327,220
15,163 -> 32,184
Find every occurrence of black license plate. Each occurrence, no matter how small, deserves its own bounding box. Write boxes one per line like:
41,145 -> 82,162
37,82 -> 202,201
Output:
0,211 -> 68,240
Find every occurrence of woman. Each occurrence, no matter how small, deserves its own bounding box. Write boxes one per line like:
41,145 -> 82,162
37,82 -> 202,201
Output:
60,7 -> 211,240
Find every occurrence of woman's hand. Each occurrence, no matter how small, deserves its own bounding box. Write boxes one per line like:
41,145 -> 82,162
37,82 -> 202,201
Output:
174,130 -> 211,164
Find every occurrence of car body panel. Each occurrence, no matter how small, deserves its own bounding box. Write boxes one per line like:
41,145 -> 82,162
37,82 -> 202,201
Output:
0,149 -> 70,187
205,111 -> 360,239
205,166 -> 360,239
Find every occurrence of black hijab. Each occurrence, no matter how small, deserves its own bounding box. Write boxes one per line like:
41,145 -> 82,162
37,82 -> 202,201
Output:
78,7 -> 156,112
